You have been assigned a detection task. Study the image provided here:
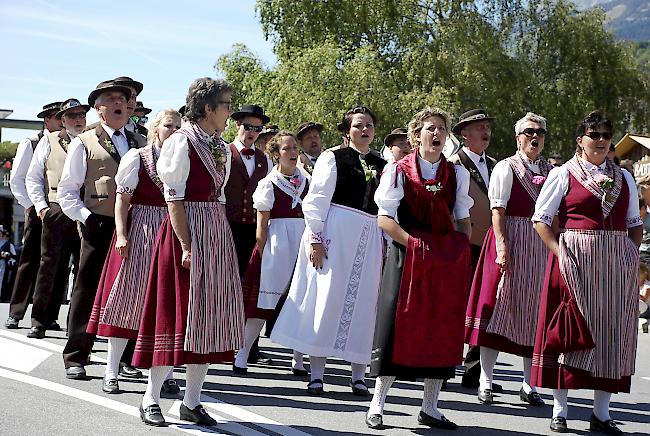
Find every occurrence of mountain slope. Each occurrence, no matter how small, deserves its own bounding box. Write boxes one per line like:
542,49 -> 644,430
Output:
574,0 -> 650,40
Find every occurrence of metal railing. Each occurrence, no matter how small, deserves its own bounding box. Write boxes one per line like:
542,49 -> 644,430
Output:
1,173 -> 9,187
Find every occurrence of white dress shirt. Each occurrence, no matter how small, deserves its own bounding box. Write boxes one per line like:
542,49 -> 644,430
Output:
57,124 -> 130,224
488,151 -> 541,209
374,155 -> 474,221
233,138 -> 273,178
533,158 -> 641,228
26,130 -> 79,214
10,129 -> 51,209
463,146 -> 490,189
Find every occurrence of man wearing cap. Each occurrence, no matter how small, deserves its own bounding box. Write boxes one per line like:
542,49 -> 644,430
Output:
4,102 -> 63,330
256,124 -> 279,151
381,128 -> 410,163
448,108 -> 500,389
225,104 -> 274,365
57,80 -> 145,379
24,99 -> 88,339
133,101 -> 151,136
295,122 -> 324,175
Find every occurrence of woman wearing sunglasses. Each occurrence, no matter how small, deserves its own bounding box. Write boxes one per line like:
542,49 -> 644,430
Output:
465,112 -> 554,407
531,111 -> 642,434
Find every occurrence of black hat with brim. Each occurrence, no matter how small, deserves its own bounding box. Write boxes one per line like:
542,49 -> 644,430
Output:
56,98 -> 91,118
112,76 -> 143,95
231,104 -> 270,125
178,105 -> 186,116
88,80 -> 133,106
37,101 -> 64,118
134,101 -> 152,115
452,109 -> 495,135
260,124 -> 280,136
296,122 -> 323,140
383,128 -> 408,146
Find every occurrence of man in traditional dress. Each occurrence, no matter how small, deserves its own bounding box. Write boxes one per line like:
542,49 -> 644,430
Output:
224,104 -> 273,365
58,80 -> 145,379
4,102 -> 62,330
295,122 -> 323,175
449,108 -> 500,389
255,124 -> 279,152
133,101 -> 151,136
24,99 -> 88,339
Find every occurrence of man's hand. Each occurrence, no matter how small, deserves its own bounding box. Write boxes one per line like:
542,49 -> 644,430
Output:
38,207 -> 50,220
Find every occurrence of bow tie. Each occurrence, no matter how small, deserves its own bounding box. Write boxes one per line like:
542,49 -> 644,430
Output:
241,148 -> 255,159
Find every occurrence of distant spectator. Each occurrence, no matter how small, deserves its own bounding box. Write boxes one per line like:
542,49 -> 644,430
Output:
0,227 -> 16,301
641,197 -> 650,265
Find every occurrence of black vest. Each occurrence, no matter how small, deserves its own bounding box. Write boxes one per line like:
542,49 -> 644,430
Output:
330,147 -> 386,215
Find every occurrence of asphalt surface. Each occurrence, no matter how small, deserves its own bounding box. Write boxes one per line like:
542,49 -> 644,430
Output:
0,303 -> 648,435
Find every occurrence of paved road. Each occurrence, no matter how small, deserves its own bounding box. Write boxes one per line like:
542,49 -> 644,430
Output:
0,303 -> 648,435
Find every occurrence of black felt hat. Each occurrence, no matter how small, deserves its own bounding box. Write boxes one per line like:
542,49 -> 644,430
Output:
88,80 -> 133,106
383,127 -> 408,146
231,104 -> 270,125
112,76 -> 143,95
295,122 -> 323,140
37,101 -> 64,118
452,109 -> 495,135
260,124 -> 280,136
134,101 -> 152,115
55,98 -> 91,118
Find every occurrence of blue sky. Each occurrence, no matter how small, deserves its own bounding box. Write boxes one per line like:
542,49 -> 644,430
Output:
0,0 -> 276,142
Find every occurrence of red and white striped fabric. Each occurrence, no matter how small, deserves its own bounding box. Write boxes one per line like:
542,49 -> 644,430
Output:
101,204 -> 168,330
557,229 -> 638,379
484,216 -> 548,345
184,201 -> 245,353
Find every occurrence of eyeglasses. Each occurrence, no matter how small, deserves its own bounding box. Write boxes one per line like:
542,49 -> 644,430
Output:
519,128 -> 547,137
65,112 -> 86,120
217,100 -> 232,110
243,123 -> 263,133
583,131 -> 612,141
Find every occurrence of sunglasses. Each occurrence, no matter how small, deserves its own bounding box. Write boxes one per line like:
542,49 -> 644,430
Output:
65,111 -> 87,120
243,123 -> 263,133
584,131 -> 612,141
519,128 -> 547,137
217,100 -> 232,110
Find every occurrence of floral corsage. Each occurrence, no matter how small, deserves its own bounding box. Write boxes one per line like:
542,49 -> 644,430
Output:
531,175 -> 546,185
359,157 -> 377,181
209,139 -> 227,169
103,138 -> 116,155
424,179 -> 443,194
594,173 -> 614,190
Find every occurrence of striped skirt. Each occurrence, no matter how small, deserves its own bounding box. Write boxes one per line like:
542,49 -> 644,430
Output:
531,229 -> 638,392
133,201 -> 244,368
464,216 -> 547,356
87,205 -> 167,339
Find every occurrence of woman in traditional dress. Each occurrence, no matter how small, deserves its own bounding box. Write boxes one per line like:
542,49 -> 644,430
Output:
132,78 -> 244,427
271,106 -> 386,396
464,112 -> 554,406
87,109 -> 181,395
233,131 -> 308,376
366,107 -> 473,430
532,111 -> 641,434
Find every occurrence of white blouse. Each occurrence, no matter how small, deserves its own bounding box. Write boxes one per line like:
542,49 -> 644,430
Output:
532,159 -> 641,228
114,148 -> 142,194
374,155 -> 474,221
301,150 -> 338,237
156,132 -> 232,203
489,152 -> 541,209
252,177 -> 275,212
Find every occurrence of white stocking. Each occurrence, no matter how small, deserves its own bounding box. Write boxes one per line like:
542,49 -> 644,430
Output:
479,347 -> 499,391
421,378 -> 444,419
292,350 -> 305,370
593,390 -> 612,421
521,357 -> 534,394
552,389 -> 569,418
183,364 -> 209,409
143,365 -> 172,408
234,318 -> 265,368
309,356 -> 326,385
350,362 -> 367,382
105,337 -> 128,380
368,376 -> 395,416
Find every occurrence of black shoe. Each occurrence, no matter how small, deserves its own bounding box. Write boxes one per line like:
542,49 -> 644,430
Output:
4,317 -> 19,329
351,380 -> 370,396
519,387 -> 545,406
491,382 -> 503,393
66,366 -> 87,380
140,404 -> 166,427
417,411 -> 458,430
232,364 -> 248,375
119,363 -> 143,379
292,367 -> 309,376
461,365 -> 480,388
48,321 -> 62,331
366,413 -> 384,429
249,351 -> 273,365
589,414 -> 623,435
102,378 -> 120,394
478,389 -> 493,404
27,326 -> 45,339
441,379 -> 448,391
179,403 -> 217,427
161,379 -> 180,395
549,417 -> 568,433
307,379 -> 324,396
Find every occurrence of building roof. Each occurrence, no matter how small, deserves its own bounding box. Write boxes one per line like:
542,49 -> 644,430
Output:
615,133 -> 650,158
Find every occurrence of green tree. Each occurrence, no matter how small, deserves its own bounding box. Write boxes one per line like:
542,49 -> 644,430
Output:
0,141 -> 18,161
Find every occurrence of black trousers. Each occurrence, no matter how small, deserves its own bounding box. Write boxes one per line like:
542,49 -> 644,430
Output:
9,206 -> 41,320
31,203 -> 80,329
463,244 -> 484,371
228,221 -> 257,279
63,214 -> 114,368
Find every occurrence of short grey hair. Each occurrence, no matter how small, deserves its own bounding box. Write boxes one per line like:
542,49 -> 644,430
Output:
514,112 -> 547,134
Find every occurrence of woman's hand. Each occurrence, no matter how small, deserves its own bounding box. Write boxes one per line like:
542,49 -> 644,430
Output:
495,242 -> 509,273
115,235 -> 129,258
309,243 -> 327,269
181,249 -> 192,269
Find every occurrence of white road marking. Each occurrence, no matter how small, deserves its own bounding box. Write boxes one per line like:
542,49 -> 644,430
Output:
0,337 -> 51,372
169,400 -> 269,436
0,367 -> 227,435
